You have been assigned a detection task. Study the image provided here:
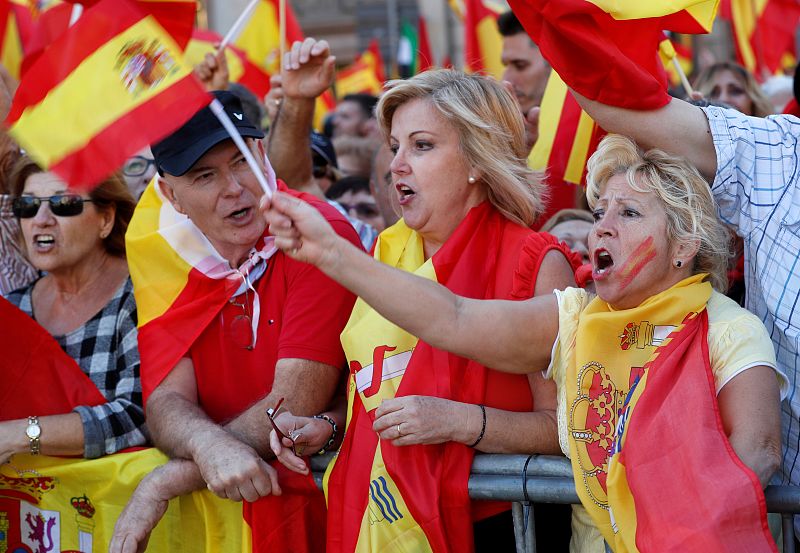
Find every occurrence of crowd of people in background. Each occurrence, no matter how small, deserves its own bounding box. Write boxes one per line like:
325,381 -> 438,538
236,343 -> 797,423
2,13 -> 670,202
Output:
2,5 -> 800,553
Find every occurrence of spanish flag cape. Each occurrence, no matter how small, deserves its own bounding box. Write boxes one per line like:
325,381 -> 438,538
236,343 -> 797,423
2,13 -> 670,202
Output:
127,177 -> 326,552
0,297 -> 242,552
568,274 -> 776,552
325,202 -> 559,553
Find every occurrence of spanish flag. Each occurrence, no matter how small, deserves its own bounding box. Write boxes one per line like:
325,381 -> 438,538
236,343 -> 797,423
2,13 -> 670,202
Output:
325,203 -> 576,552
569,275 -> 776,551
508,0 -> 719,109
719,0 -> 800,78
0,1 -> 26,79
463,0 -> 504,79
233,0 -> 334,129
186,29 -> 271,97
336,58 -> 383,97
128,174 -> 329,552
529,71 -> 605,221
5,0 -> 209,189
659,33 -> 694,89
0,297 -> 244,553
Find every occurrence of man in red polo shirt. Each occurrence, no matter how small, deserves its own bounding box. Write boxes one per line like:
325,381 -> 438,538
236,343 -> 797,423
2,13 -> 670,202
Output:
110,79 -> 359,551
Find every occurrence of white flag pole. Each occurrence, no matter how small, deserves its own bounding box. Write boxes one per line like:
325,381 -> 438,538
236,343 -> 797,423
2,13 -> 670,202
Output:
68,3 -> 83,26
217,0 -> 259,53
208,99 -> 272,198
279,0 -> 287,70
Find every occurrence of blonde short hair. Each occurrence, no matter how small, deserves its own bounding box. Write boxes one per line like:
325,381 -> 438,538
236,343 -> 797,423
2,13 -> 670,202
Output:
693,61 -> 774,118
376,69 -> 544,227
585,135 -> 730,292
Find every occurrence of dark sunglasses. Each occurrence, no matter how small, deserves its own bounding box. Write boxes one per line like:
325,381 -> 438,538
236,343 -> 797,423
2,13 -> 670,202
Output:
123,155 -> 156,177
12,194 -> 95,219
339,202 -> 380,219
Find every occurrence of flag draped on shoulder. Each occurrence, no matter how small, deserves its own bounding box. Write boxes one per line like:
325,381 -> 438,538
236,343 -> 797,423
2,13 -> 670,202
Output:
508,0 -> 719,109
5,0 -> 209,190
569,274 -> 776,551
325,203 -> 566,553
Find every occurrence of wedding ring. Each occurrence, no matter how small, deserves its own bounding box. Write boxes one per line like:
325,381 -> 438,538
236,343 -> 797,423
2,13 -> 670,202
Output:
396,424 -> 403,437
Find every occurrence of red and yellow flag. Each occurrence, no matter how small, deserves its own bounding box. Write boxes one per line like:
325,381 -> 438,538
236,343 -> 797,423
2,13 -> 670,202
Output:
569,275 -> 776,551
5,0 -> 209,190
530,71 -> 605,223
336,41 -> 385,98
659,33 -> 694,89
186,29 -> 271,97
233,0 -> 334,129
720,0 -> 800,79
508,0 -> 719,109
0,297 -> 244,552
463,0 -> 504,79
325,203 -> 574,552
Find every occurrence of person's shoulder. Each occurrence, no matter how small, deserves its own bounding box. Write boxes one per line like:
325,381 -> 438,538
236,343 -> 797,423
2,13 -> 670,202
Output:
706,290 -> 769,341
4,280 -> 36,309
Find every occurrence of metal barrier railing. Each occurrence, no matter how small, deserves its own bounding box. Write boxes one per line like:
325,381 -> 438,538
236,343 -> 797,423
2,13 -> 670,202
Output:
311,453 -> 800,553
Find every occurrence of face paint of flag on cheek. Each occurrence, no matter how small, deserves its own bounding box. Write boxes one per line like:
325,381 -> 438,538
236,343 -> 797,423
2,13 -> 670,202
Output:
617,236 -> 657,291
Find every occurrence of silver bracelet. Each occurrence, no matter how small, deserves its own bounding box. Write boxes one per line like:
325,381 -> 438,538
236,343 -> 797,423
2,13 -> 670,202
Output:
312,414 -> 337,455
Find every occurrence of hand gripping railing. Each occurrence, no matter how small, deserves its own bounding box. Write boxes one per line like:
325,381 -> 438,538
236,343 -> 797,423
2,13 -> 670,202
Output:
311,454 -> 800,553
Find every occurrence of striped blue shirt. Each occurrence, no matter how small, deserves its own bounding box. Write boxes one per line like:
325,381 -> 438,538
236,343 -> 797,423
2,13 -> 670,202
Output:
704,106 -> 800,533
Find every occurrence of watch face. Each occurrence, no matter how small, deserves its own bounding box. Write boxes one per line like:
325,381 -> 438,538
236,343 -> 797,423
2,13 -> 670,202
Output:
26,424 -> 41,438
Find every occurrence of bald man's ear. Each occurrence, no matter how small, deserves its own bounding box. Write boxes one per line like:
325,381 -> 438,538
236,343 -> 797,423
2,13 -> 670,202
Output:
158,176 -> 186,215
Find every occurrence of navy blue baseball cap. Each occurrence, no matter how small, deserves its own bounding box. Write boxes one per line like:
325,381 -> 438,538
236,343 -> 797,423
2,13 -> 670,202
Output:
152,90 -> 265,177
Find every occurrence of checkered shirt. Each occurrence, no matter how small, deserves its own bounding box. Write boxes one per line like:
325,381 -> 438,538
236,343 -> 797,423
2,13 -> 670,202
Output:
6,277 -> 148,458
703,106 -> 800,529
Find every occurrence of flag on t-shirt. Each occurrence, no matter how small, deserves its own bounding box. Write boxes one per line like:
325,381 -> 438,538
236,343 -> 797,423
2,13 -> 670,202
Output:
5,0 -> 209,190
508,0 -> 719,109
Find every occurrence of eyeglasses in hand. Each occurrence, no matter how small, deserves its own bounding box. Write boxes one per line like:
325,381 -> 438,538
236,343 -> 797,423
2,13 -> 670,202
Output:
266,397 -> 300,456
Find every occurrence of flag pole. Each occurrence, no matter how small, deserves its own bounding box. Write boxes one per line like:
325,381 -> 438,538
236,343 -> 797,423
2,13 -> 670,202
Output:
279,0 -> 286,70
209,99 -> 273,198
672,58 -> 694,96
217,0 -> 259,53
68,3 -> 83,26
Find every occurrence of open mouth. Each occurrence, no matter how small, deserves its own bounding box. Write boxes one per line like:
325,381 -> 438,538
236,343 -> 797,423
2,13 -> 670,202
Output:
396,184 -> 415,199
594,249 -> 614,275
34,234 -> 55,247
228,207 -> 251,220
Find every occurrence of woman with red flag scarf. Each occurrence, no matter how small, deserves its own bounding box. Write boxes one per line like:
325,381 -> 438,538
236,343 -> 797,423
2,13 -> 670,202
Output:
268,69 -> 579,552
263,134 -> 786,553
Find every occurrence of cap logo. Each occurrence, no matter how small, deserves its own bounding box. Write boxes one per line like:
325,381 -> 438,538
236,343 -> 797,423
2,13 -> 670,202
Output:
233,112 -> 244,120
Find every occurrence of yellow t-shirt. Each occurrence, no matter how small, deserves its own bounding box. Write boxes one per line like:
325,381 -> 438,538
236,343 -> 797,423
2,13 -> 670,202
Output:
547,287 -> 787,553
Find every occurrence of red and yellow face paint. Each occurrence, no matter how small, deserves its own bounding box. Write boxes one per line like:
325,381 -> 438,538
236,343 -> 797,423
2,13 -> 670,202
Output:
617,236 -> 657,290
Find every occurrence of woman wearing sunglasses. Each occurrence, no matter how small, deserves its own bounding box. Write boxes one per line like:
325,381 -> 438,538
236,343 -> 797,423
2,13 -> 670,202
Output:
3,156 -> 147,461
267,70 -> 578,552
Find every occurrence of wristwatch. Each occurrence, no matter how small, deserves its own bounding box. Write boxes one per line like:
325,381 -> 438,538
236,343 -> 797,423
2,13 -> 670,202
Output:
25,416 -> 41,455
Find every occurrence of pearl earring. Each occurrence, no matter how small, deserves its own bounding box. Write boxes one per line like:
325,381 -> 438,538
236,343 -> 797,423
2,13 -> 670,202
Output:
468,176 -> 476,184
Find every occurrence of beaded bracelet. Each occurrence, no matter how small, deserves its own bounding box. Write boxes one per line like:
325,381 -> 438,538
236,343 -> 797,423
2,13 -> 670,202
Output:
468,404 -> 486,448
312,414 -> 338,455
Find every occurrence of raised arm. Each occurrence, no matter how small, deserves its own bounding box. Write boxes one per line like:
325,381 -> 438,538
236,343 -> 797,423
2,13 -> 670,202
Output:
573,92 -> 718,181
261,191 -> 560,374
266,38 -> 335,196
